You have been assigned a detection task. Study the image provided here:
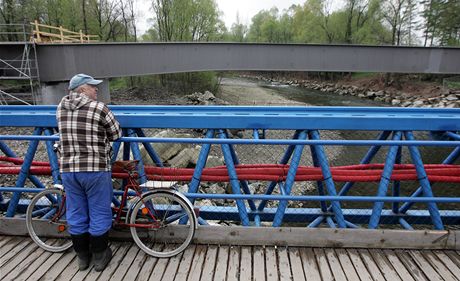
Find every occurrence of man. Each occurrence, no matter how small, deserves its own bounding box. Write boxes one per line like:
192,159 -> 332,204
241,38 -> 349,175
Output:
57,73 -> 122,271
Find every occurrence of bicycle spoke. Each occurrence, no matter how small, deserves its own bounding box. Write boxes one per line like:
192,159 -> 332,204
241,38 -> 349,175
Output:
26,189 -> 72,252
130,192 -> 196,258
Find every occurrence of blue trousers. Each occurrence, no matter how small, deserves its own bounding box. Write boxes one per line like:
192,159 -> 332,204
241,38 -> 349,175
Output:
62,172 -> 113,236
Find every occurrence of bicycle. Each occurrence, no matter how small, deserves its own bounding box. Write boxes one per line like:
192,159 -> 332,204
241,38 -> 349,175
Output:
25,160 -> 197,258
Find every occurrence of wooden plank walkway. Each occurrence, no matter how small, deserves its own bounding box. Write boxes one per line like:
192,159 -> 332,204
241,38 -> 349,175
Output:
1,235 -> 460,281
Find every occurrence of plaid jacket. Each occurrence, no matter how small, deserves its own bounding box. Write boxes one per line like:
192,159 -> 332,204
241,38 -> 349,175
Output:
57,92 -> 122,172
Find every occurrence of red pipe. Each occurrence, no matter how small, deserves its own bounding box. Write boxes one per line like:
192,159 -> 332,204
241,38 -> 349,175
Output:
1,157 -> 460,183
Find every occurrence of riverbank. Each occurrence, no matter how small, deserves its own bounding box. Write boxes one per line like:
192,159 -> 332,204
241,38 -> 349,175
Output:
240,74 -> 460,108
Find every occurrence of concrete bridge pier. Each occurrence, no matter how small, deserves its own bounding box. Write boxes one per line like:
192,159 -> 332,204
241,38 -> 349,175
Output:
40,80 -> 111,105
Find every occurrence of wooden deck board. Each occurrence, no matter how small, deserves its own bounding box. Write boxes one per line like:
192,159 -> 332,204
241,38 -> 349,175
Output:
12,244 -> 56,281
2,240 -> 48,281
0,239 -> 39,277
382,249 -> 415,281
109,244 -> 141,281
0,235 -> 13,248
187,244 -> 207,281
409,250 -> 445,281
200,245 -> 218,281
0,239 -> 31,266
289,247 -> 306,281
335,249 -> 360,281
98,242 -> 132,280
173,244 -> 196,281
357,249 -> 386,281
239,246 -> 252,281
314,248 -> 334,281
1,235 -> 460,281
265,247 -> 279,281
149,245 -> 173,281
345,249 -> 373,281
325,248 -> 347,281
394,249 -> 429,281
226,246 -> 240,281
0,237 -> 21,258
278,246 -> 293,280
135,244 -> 160,281
369,249 -> 402,281
433,250 -> 460,279
213,245 -> 229,281
161,251 -> 184,281
30,248 -> 73,281
253,246 -> 266,281
421,251 -> 458,281
299,248 -> 321,281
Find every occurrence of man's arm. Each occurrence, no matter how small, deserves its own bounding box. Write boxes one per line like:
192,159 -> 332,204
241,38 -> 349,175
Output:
102,106 -> 122,141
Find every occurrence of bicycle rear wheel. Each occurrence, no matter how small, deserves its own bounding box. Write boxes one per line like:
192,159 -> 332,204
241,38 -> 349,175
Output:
130,191 -> 196,258
26,188 -> 72,252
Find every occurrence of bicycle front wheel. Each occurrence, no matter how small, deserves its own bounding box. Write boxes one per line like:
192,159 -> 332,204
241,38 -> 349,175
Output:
26,188 -> 72,252
130,191 -> 196,258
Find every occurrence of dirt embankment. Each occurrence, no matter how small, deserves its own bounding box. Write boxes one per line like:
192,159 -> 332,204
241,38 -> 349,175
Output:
241,73 -> 460,108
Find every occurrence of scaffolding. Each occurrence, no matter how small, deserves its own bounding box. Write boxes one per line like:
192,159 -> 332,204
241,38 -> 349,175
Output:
0,23 -> 40,105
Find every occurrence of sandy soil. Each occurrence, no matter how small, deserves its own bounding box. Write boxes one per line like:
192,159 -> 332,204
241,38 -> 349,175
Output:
216,78 -> 305,106
110,77 -> 307,106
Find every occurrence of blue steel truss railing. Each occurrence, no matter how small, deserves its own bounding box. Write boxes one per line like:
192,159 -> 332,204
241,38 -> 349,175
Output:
0,105 -> 459,230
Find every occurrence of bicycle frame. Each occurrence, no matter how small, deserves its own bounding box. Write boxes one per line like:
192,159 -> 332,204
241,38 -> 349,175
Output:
112,170 -> 163,229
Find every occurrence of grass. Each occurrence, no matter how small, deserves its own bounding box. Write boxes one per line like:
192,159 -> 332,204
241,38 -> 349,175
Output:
109,78 -> 129,91
444,81 -> 460,89
351,72 -> 379,78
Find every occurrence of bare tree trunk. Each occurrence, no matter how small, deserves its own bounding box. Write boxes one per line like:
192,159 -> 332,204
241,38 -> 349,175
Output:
82,0 -> 88,34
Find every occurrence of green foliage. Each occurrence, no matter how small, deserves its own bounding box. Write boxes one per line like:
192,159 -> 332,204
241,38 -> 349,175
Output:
150,0 -> 223,41
421,0 -> 460,46
0,0 -> 137,42
109,77 -> 129,91
351,72 -> 379,78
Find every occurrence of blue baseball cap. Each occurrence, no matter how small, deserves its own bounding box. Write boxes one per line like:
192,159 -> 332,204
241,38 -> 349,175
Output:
68,73 -> 103,90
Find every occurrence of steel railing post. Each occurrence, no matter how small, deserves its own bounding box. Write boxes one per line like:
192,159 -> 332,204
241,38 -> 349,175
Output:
309,130 -> 346,228
6,127 -> 43,217
404,131 -> 444,230
273,130 -> 308,227
218,129 -> 250,226
369,131 -> 402,229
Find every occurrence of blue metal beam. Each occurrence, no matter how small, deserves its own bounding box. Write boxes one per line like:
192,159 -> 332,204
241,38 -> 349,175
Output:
1,105 -> 460,131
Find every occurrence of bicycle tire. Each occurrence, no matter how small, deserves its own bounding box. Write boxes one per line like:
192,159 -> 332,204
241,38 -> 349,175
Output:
26,188 -> 73,252
130,191 -> 196,258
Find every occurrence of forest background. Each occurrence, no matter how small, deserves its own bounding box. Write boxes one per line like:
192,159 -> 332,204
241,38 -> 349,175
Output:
1,0 -> 459,93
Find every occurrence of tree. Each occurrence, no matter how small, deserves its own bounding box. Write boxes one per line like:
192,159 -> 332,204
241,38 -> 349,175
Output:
230,12 -> 247,42
422,0 -> 460,46
150,0 -> 221,41
382,0 -> 418,45
291,1 -> 326,43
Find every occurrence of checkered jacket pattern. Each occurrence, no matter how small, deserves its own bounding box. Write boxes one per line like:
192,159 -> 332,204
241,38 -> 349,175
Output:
57,92 -> 122,172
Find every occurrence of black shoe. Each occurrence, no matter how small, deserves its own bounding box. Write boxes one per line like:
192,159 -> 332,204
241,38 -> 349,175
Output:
90,232 -> 112,272
71,233 -> 91,271
93,247 -> 112,272
76,252 -> 91,270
